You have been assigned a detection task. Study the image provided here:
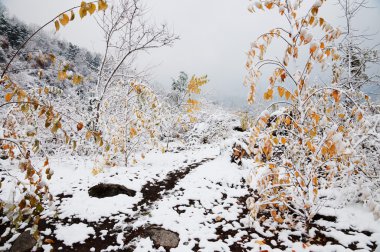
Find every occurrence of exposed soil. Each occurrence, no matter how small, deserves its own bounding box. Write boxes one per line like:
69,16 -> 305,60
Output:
1,156 -> 378,251
1,157 -> 216,251
36,217 -> 119,252
132,157 -> 216,212
123,157 -> 217,248
212,191 -> 377,251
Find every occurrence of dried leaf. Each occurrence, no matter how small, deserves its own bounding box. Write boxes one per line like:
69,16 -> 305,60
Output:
5,93 -> 13,102
54,20 -> 60,32
59,13 -> 69,26
77,122 -> 84,131
98,0 -> 108,11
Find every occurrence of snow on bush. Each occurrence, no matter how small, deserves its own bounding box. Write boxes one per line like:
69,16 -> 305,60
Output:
243,0 -> 380,234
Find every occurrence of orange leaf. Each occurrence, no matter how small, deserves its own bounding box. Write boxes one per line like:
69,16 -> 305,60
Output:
285,91 -> 291,100
5,93 -> 13,102
44,238 -> 54,244
44,158 -> 49,167
255,240 -> 266,245
59,13 -> 69,26
312,177 -> 318,186
263,88 -> 274,100
277,87 -> 285,97
285,117 -> 291,125
280,137 -> 287,145
77,122 -> 84,131
331,90 -> 340,102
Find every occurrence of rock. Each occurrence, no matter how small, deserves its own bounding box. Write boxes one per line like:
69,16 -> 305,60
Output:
88,183 -> 136,198
144,226 -> 180,249
10,231 -> 37,252
233,126 -> 245,132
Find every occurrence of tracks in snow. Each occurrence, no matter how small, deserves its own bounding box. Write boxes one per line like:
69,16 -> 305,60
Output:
132,156 -> 217,214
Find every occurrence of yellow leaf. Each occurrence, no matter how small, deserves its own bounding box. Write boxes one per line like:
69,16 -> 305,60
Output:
273,137 -> 279,145
79,2 -> 87,19
357,112 -> 363,121
98,0 -> 108,11
311,113 -> 320,124
254,2 -> 263,10
306,141 -> 316,153
88,3 -> 96,15
255,240 -> 266,245
85,131 -> 92,140
130,127 -> 137,138
59,13 -> 69,26
263,88 -> 273,100
58,70 -> 67,81
187,75 -> 208,94
321,146 -> 328,156
285,117 -> 291,125
49,53 -> 56,64
54,20 -> 60,32
72,75 -> 83,85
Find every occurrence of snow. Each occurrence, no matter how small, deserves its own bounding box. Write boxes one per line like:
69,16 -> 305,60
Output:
55,223 -> 95,246
1,110 -> 380,251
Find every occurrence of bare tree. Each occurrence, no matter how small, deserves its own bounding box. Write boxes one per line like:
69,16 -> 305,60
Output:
337,0 -> 380,92
91,0 -> 178,130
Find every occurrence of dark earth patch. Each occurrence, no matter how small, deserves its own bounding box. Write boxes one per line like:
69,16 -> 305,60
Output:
88,183 -> 136,198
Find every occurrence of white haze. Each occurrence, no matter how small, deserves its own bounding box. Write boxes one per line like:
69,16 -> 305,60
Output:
2,0 -> 380,108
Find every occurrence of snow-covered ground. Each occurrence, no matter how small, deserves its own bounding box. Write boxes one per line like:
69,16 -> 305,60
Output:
1,114 -> 380,251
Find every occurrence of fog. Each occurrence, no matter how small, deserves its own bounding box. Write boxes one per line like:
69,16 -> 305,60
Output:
2,0 -> 380,108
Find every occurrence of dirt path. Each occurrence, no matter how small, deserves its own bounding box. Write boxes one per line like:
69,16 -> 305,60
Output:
35,156 -> 218,251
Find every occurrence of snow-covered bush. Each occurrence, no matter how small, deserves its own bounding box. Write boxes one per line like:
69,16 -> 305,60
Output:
243,0 -> 378,231
159,75 -> 208,149
0,1 -> 110,238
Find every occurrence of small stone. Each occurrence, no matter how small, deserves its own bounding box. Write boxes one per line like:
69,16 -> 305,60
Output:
10,231 -> 37,252
144,226 -> 180,249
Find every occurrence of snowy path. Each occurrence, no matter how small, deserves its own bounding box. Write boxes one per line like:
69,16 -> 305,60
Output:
23,144 -> 254,251
127,154 -> 251,251
2,142 -> 380,251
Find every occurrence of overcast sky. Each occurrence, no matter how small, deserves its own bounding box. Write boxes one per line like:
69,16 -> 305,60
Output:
2,0 -> 380,107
